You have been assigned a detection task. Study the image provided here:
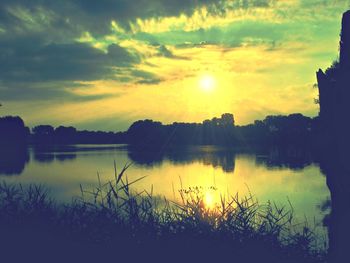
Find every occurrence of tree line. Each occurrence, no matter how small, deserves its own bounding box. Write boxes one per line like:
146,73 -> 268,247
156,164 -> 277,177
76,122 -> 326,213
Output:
0,113 -> 318,149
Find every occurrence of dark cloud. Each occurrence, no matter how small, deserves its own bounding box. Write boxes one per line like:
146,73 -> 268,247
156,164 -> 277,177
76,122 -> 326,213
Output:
0,0 -> 223,36
0,33 -> 142,101
104,67 -> 162,85
0,0 -> 277,104
131,70 -> 161,85
158,45 -> 174,58
0,1 -> 276,36
0,35 -> 139,83
0,81 -> 115,102
0,0 -> 277,87
157,45 -> 189,60
137,78 -> 161,85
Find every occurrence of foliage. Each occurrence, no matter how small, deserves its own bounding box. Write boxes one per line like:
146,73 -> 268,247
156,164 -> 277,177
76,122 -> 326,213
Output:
0,164 -> 326,262
324,59 -> 340,80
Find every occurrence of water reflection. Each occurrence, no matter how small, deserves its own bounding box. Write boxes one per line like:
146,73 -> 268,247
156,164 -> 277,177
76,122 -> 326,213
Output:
0,144 -> 330,238
128,146 -> 236,172
34,152 -> 77,163
33,146 -> 77,163
319,152 -> 350,261
34,152 -> 55,163
255,146 -> 314,170
0,145 -> 317,177
0,146 -> 29,175
127,145 -> 317,173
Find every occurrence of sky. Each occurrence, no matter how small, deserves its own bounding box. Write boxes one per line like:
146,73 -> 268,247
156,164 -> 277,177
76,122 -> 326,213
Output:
0,0 -> 349,131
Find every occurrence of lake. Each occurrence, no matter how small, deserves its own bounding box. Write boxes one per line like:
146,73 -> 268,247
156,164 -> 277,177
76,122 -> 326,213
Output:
0,144 -> 330,239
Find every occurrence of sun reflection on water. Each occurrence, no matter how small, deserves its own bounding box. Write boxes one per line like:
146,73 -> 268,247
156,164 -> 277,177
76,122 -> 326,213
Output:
204,191 -> 215,209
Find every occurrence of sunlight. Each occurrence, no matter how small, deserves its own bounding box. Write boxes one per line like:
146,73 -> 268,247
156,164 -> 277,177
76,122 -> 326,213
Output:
199,75 -> 216,92
204,191 -> 215,209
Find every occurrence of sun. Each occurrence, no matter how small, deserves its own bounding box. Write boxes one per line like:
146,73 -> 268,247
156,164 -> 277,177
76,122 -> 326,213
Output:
199,75 -> 216,92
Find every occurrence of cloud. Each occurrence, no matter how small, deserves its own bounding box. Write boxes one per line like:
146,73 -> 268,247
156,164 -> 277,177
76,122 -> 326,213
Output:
0,32 -> 141,87
131,70 -> 161,84
0,0 -> 348,130
0,80 -> 116,102
133,20 -> 294,49
0,34 -> 144,101
0,1 -> 220,36
156,45 -> 189,60
0,35 -> 140,83
0,0 -> 279,37
157,45 -> 174,57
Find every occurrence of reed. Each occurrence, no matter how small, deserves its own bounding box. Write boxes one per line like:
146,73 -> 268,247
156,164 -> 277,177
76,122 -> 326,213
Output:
0,164 -> 327,262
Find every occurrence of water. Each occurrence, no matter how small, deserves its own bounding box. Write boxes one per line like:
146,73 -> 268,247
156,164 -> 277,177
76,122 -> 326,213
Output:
0,144 -> 330,236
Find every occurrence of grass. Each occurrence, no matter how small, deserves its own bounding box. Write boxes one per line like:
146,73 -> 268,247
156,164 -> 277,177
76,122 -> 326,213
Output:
0,163 -> 327,263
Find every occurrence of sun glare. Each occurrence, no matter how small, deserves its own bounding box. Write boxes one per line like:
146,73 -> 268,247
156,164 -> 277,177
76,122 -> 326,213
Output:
204,191 -> 215,209
199,75 -> 216,92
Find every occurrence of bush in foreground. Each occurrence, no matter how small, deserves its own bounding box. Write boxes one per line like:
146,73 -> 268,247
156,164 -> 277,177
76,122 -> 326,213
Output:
0,165 -> 326,263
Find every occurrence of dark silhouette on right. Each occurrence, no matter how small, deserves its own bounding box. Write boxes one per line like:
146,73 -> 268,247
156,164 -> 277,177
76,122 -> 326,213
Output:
316,10 -> 350,263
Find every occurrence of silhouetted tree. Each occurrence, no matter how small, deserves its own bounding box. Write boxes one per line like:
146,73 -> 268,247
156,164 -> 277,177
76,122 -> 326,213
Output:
219,113 -> 235,126
125,113 -> 318,148
126,114 -> 238,148
0,116 -> 29,147
32,125 -> 55,144
316,10 -> 350,263
127,120 -> 166,146
30,124 -> 127,145
54,126 -> 77,144
0,116 -> 29,175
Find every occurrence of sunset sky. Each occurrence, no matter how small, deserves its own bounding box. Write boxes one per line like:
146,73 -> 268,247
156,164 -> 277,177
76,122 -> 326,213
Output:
0,0 -> 348,131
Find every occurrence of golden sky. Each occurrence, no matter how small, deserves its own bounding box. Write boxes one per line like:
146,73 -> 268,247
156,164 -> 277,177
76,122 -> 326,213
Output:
0,0 -> 348,130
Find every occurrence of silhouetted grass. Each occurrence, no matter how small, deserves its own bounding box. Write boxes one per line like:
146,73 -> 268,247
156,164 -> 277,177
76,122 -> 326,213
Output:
0,163 -> 327,262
